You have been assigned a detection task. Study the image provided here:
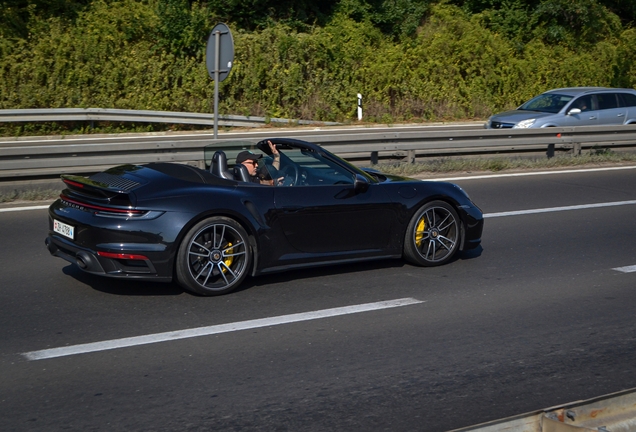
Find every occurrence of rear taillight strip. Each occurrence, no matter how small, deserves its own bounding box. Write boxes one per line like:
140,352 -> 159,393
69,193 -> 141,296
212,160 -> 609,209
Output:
60,195 -> 144,215
97,251 -> 149,260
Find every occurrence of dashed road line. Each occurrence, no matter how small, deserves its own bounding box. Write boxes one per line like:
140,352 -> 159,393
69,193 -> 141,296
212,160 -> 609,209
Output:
484,200 -> 636,218
430,165 -> 636,182
23,297 -> 424,361
0,205 -> 50,213
613,265 -> 636,273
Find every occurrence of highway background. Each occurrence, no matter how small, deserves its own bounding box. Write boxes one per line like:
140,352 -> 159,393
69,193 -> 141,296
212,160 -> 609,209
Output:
1,166 -> 636,431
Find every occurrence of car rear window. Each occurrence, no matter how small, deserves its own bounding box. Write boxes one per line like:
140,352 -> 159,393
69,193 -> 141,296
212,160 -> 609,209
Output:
618,93 -> 636,107
596,93 -> 619,110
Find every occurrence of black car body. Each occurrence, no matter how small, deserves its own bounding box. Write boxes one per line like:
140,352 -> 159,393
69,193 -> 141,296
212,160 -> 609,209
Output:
46,138 -> 483,295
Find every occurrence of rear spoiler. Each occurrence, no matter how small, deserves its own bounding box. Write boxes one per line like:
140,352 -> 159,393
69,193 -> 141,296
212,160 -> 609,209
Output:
60,174 -> 138,208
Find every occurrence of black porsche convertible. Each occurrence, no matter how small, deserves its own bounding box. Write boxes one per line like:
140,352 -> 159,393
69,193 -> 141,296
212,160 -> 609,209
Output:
45,138 -> 483,295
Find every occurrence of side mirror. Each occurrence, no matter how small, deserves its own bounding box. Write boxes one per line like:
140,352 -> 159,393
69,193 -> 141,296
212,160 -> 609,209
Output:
568,108 -> 581,116
353,174 -> 370,193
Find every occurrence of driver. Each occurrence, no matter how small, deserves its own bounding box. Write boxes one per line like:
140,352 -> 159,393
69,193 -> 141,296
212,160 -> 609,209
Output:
236,141 -> 282,185
235,150 -> 262,183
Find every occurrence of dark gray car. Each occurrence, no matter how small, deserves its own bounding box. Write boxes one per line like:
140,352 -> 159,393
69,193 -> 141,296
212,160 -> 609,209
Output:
485,87 -> 636,129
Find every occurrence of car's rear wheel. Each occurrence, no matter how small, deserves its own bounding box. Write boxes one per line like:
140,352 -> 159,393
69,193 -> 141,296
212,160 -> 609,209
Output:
403,201 -> 461,267
176,216 -> 251,295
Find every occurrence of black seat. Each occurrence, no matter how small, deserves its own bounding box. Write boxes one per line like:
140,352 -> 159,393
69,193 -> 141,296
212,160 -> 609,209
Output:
211,151 -> 234,180
233,164 -> 251,182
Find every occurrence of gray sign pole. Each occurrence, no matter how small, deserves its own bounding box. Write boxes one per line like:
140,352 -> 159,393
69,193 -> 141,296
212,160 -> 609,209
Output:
205,23 -> 234,139
214,31 -> 220,138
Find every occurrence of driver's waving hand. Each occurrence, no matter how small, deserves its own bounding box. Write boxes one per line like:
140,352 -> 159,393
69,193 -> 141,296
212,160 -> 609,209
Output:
257,141 -> 284,186
267,140 -> 281,171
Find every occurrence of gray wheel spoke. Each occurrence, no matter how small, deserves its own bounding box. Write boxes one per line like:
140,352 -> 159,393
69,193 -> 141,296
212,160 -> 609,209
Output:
214,225 -> 226,249
223,250 -> 246,258
183,220 -> 249,293
195,261 -> 213,281
438,216 -> 454,231
407,203 -> 461,266
202,264 -> 215,286
426,239 -> 436,260
436,236 -> 455,252
218,261 -> 237,281
222,241 -> 245,255
216,262 -> 230,285
425,210 -> 434,226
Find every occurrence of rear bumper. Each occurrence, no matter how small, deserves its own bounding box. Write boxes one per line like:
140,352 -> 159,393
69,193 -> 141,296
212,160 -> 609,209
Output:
45,235 -> 172,282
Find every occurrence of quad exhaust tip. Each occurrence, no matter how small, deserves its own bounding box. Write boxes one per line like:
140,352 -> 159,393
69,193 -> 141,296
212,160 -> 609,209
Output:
76,256 -> 87,269
75,251 -> 93,270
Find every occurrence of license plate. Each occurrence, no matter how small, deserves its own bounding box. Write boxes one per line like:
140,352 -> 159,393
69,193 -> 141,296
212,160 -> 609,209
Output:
53,219 -> 75,240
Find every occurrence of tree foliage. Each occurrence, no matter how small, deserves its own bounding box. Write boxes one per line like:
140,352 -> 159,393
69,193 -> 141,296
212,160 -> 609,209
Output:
1,0 -> 635,134
0,0 -> 92,39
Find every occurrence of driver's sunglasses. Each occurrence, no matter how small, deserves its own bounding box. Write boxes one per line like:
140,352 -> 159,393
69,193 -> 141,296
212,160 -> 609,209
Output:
245,160 -> 258,166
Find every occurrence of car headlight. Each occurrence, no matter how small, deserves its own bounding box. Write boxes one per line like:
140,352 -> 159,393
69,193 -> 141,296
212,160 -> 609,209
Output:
513,118 -> 536,128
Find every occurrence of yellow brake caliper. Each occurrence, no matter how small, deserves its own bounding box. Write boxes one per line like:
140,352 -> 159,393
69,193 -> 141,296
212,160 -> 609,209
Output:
221,242 -> 234,272
415,218 -> 425,246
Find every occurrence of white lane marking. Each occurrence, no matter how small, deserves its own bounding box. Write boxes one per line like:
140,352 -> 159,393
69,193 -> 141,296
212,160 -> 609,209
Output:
0,205 -> 49,213
429,165 -> 636,182
613,265 -> 636,273
484,200 -> 636,218
23,298 -> 424,361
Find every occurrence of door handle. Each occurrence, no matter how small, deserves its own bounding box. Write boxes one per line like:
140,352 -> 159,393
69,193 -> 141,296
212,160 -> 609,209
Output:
589,116 -> 597,120
618,113 -> 625,117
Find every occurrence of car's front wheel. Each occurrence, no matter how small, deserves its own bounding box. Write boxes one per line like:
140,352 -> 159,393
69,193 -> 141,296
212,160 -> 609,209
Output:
176,216 -> 251,295
403,201 -> 461,267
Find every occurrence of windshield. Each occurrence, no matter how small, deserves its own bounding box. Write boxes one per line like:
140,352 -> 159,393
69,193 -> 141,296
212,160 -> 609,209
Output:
518,93 -> 574,113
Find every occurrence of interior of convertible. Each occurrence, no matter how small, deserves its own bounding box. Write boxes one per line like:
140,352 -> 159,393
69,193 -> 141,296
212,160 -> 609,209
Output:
205,140 -> 357,187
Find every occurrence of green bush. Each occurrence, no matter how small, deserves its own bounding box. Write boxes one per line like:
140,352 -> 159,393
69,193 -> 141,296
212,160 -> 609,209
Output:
0,1 -> 635,136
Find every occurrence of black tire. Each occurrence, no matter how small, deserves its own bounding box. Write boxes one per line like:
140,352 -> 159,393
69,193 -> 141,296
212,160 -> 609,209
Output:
175,216 -> 251,295
403,201 -> 461,267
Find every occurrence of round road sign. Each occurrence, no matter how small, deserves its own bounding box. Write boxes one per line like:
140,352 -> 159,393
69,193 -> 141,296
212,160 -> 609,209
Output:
205,23 -> 234,82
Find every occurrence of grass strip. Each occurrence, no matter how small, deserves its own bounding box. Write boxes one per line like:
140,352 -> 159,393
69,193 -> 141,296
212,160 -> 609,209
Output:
372,151 -> 636,176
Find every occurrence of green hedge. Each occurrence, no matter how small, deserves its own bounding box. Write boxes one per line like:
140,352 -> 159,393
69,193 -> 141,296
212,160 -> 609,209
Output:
1,0 -> 635,133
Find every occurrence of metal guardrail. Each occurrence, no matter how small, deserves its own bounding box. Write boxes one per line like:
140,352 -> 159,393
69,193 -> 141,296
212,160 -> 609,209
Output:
1,123 -> 636,180
0,108 -> 341,128
450,387 -> 636,432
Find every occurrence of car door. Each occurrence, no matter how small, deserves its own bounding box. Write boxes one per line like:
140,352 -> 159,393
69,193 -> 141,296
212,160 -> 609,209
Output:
596,93 -> 626,125
274,183 -> 397,255
617,92 -> 636,123
271,149 -> 398,257
560,95 -> 599,127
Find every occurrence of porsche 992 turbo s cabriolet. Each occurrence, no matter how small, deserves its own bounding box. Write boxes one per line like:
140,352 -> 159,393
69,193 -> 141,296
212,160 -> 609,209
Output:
45,138 -> 483,296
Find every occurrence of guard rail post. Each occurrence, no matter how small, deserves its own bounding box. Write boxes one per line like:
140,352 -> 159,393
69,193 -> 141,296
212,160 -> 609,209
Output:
547,143 -> 555,158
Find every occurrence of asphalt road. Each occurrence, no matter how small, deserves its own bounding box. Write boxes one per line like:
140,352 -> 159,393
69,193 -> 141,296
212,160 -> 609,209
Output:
2,166 -> 636,431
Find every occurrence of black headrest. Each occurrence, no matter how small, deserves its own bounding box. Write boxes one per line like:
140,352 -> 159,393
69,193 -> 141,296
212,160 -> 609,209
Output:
233,164 -> 251,182
211,151 -> 233,180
